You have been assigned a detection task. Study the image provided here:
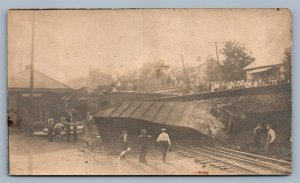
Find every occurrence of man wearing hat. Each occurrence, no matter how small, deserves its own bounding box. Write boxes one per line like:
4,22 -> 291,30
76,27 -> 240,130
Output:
253,123 -> 264,152
157,128 -> 171,162
138,129 -> 151,163
119,130 -> 128,160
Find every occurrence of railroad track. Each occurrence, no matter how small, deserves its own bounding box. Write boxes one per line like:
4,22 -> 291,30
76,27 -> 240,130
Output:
173,145 -> 291,175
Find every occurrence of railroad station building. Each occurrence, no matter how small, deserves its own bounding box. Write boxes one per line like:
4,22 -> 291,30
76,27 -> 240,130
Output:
243,59 -> 285,82
8,66 -> 73,128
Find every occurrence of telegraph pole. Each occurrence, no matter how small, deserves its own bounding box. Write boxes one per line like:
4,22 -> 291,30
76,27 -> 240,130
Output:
181,54 -> 186,74
209,42 -> 225,63
20,48 -> 23,72
30,12 -> 35,98
22,11 -> 50,134
214,42 -> 219,63
23,12 -> 50,97
180,54 -> 190,94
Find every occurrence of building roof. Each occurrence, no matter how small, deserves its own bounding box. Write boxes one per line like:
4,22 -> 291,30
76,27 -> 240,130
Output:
247,67 -> 272,74
8,68 -> 72,90
243,60 -> 283,70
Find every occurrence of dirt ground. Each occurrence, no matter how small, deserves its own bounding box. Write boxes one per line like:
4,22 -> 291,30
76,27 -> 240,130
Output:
9,133 -> 225,176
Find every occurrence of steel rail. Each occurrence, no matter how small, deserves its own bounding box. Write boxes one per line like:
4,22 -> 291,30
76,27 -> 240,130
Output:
173,146 -> 260,175
201,147 -> 291,174
214,146 -> 291,165
191,146 -> 289,175
174,146 -> 290,175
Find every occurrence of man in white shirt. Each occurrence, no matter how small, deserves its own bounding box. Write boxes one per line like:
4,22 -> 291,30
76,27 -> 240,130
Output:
157,128 -> 171,162
119,130 -> 128,160
266,124 -> 276,153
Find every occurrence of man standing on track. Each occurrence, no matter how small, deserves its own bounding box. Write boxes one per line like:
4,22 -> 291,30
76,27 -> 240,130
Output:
157,128 -> 171,162
119,130 -> 128,160
138,129 -> 151,163
266,124 -> 276,154
253,123 -> 263,152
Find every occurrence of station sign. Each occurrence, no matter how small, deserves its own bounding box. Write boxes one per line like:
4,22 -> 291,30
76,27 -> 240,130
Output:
21,93 -> 43,97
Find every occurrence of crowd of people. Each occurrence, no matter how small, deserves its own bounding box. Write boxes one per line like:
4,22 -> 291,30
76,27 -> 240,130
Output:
111,81 -> 137,92
119,128 -> 172,163
108,76 -> 289,96
191,77 -> 290,93
47,112 -> 94,144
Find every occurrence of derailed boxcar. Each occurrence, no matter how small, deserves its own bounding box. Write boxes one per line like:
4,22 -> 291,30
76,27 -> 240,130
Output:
94,100 -> 229,142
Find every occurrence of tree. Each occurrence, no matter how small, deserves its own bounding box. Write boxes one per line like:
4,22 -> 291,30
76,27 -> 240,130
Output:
219,41 -> 255,81
283,47 -> 291,81
139,61 -> 155,79
205,56 -> 222,82
138,59 -> 170,79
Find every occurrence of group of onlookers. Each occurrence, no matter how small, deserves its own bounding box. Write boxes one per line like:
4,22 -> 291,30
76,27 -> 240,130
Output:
119,128 -> 172,163
47,118 -> 78,143
47,112 -> 94,143
111,82 -> 137,92
196,77 -> 289,93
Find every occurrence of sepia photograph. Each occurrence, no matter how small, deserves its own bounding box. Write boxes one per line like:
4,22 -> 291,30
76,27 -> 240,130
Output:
7,9 -> 292,175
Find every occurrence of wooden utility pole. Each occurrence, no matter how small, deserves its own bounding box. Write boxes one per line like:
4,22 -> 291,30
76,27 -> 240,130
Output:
20,48 -> 23,72
180,54 -> 187,77
181,54 -> 186,74
22,12 -> 50,134
214,42 -> 219,63
22,12 -> 50,97
180,54 -> 190,94
209,42 -> 226,63
30,12 -> 35,98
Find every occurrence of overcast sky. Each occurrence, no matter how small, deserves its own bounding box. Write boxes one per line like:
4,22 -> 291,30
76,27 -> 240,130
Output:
8,9 -> 291,83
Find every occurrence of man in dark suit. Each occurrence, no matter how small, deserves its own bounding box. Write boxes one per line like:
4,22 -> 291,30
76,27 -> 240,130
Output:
138,129 -> 151,163
73,124 -> 78,142
253,123 -> 264,152
47,119 -> 54,142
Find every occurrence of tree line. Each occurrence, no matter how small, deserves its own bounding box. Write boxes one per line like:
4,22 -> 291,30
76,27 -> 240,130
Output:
66,40 -> 291,90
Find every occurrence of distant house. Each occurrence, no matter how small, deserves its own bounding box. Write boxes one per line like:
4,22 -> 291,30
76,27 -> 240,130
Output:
8,66 -> 73,128
243,60 -> 285,81
195,61 -> 209,82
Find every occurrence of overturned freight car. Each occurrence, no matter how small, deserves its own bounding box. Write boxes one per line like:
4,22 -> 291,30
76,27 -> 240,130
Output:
94,100 -> 229,142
